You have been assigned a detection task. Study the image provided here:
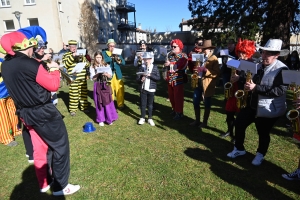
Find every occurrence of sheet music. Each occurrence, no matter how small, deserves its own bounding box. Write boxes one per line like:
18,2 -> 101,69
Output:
282,70 -> 300,85
52,54 -> 63,61
112,48 -> 122,55
192,53 -> 204,62
239,60 -> 258,75
226,59 -> 240,69
220,49 -> 229,56
136,71 -> 148,75
96,66 -> 112,75
160,47 -> 167,56
76,49 -> 86,56
71,62 -> 86,73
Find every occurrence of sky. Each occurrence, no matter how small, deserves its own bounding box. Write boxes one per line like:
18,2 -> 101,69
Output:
127,0 -> 193,32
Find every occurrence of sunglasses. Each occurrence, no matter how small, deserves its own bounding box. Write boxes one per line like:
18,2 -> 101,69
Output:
171,46 -> 178,49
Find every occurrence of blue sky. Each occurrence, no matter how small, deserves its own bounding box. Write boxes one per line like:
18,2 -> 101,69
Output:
127,0 -> 192,32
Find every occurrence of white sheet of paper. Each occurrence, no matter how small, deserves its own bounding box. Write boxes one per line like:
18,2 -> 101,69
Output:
282,70 -> 300,85
160,47 -> 167,56
52,54 -> 63,61
96,66 -> 111,74
239,60 -> 258,75
226,59 -> 240,69
136,72 -> 148,75
112,48 -> 122,55
192,54 -> 204,62
71,62 -> 86,73
220,49 -> 229,56
76,49 -> 86,56
218,58 -> 222,64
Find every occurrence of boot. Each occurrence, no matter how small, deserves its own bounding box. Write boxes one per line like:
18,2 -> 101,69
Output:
190,107 -> 200,126
199,107 -> 210,128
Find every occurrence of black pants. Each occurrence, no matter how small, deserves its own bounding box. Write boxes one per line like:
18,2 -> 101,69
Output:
140,90 -> 155,119
234,107 -> 279,156
32,119 -> 70,191
22,126 -> 33,160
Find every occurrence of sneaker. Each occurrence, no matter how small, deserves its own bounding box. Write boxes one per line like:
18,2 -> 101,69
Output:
148,119 -> 155,126
252,152 -> 264,166
52,183 -> 80,196
108,123 -> 113,125
227,147 -> 246,158
28,159 -> 34,164
138,118 -> 145,125
99,122 -> 104,127
220,132 -> 230,138
282,169 -> 300,181
25,154 -> 29,158
70,112 -> 76,117
40,181 -> 53,193
7,141 -> 18,147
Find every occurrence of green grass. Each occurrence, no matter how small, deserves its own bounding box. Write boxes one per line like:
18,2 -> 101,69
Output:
0,65 -> 299,200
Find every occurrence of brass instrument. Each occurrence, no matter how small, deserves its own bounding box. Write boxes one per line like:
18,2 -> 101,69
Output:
224,67 -> 236,99
59,68 -> 74,85
287,85 -> 300,133
74,53 -> 84,63
191,58 -> 200,89
235,70 -> 252,109
113,55 -> 122,64
137,55 -> 143,65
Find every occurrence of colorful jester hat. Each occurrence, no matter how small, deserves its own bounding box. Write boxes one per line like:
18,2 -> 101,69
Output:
0,26 -> 47,55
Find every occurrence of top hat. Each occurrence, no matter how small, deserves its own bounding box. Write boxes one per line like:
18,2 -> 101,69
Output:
256,39 -> 289,56
198,40 -> 215,50
83,122 -> 96,133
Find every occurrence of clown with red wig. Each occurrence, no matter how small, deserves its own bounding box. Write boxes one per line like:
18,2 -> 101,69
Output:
221,39 -> 256,141
164,39 -> 188,120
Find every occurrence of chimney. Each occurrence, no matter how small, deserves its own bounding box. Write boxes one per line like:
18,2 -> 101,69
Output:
182,18 -> 184,22
138,23 -> 141,29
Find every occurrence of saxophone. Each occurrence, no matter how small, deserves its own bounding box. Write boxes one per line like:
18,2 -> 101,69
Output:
224,67 -> 236,99
235,70 -> 251,109
191,58 -> 200,89
287,85 -> 300,133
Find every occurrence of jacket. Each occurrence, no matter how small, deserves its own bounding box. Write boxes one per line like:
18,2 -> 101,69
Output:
136,64 -> 160,91
102,50 -> 126,80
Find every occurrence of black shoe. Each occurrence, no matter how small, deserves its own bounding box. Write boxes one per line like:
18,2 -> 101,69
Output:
282,169 -> 300,181
170,110 -> 176,116
83,110 -> 90,114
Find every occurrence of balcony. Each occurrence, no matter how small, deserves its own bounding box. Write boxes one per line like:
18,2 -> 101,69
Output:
118,21 -> 136,30
116,0 -> 135,12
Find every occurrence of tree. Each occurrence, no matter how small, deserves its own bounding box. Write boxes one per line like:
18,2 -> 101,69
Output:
188,0 -> 300,47
79,0 -> 99,54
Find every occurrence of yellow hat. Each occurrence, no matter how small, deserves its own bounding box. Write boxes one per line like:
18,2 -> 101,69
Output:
68,40 -> 77,45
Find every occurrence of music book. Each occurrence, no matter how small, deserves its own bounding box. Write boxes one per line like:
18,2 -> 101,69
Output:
76,49 -> 86,56
71,62 -> 86,73
192,53 -> 204,62
112,48 -> 122,55
96,66 -> 112,75
282,70 -> 300,85
220,49 -> 229,56
226,59 -> 240,69
160,47 -> 168,56
52,54 -> 63,61
136,72 -> 148,75
239,60 -> 258,75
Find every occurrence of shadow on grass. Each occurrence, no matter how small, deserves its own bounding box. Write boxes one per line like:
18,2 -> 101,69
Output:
183,129 -> 300,199
10,165 -> 66,200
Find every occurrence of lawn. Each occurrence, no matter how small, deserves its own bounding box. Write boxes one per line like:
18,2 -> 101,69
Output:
0,64 -> 299,200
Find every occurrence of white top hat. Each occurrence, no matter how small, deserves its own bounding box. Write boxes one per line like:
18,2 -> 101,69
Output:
142,52 -> 153,59
256,39 -> 289,56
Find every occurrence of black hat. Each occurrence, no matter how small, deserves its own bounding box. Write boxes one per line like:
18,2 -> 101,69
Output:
139,40 -> 146,45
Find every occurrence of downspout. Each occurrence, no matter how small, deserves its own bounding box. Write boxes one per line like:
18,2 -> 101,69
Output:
56,0 -> 64,44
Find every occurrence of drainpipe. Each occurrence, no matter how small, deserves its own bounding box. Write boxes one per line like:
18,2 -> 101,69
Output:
56,0 -> 64,44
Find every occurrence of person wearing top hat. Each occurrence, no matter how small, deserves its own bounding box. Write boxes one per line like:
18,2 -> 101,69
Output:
164,39 -> 188,120
102,39 -> 126,109
0,47 -> 22,147
134,40 -> 154,68
62,40 -> 91,116
0,26 -> 80,196
136,52 -> 160,126
189,39 -> 220,128
227,38 -> 289,166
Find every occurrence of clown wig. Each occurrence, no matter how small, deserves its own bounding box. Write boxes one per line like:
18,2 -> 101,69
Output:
170,39 -> 184,50
235,38 -> 256,59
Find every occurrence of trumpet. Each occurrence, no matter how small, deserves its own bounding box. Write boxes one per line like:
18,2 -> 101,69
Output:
137,55 -> 143,65
74,53 -> 84,63
235,70 -> 252,109
224,67 -> 236,99
191,58 -> 200,89
113,54 -> 122,64
59,68 -> 74,85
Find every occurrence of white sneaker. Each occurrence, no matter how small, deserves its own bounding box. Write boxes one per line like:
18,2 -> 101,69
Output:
99,122 -> 104,126
138,118 -> 145,125
227,147 -> 246,158
53,183 -> 80,196
252,152 -> 264,166
40,181 -> 53,193
148,119 -> 155,126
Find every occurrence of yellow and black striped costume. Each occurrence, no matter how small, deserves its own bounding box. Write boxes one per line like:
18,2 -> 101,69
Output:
62,52 -> 90,113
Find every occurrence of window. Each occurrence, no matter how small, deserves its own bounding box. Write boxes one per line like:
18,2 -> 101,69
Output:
28,18 -> 39,26
1,0 -> 11,7
98,6 -> 102,20
4,20 -> 15,31
24,0 -> 35,5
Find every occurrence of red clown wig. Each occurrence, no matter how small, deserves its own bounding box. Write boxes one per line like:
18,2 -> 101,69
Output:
170,39 -> 184,50
235,38 -> 256,59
